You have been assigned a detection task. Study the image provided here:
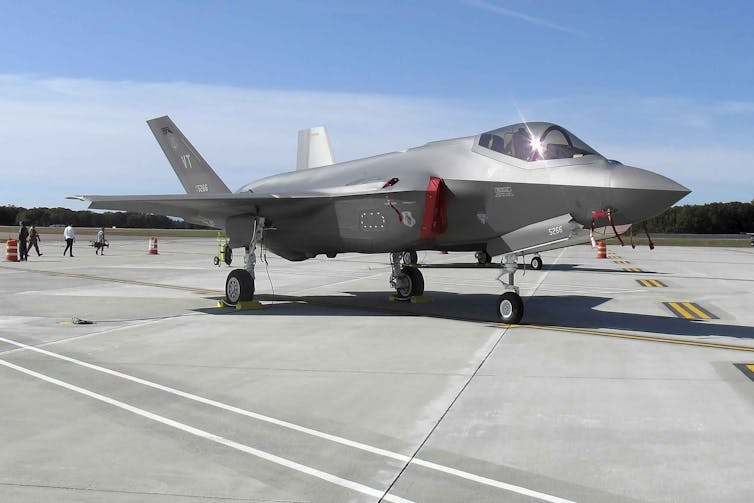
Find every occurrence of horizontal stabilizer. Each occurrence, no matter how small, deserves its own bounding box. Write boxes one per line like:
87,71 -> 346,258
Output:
147,116 -> 231,194
297,126 -> 334,170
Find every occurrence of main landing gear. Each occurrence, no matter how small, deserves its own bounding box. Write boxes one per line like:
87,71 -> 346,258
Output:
390,252 -> 424,300
475,250 -> 492,265
529,253 -> 543,270
225,218 -> 264,304
496,253 -> 524,324
402,250 -> 418,266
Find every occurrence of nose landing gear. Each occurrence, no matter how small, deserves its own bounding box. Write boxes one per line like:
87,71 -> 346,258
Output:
496,253 -> 524,324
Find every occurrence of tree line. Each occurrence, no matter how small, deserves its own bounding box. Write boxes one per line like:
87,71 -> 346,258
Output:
0,206 -> 208,229
2,201 -> 752,233
644,201 -> 754,234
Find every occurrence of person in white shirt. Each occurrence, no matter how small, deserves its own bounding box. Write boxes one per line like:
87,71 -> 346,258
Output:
63,224 -> 75,257
95,227 -> 106,255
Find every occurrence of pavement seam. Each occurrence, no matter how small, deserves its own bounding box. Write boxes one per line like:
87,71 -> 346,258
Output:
0,481 -> 306,502
0,336 -> 569,501
377,328 -> 512,503
378,248 -> 572,503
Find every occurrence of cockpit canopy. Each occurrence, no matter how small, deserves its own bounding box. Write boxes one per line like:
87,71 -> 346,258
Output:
477,122 -> 600,162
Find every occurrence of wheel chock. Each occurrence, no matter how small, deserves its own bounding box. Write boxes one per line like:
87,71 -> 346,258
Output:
216,299 -> 264,310
409,295 -> 432,304
235,300 -> 264,310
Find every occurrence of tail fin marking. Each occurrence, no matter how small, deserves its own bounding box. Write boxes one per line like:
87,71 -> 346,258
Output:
147,116 -> 231,194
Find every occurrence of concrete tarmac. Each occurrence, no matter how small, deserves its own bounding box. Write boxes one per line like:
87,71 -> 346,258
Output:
1,236 -> 753,502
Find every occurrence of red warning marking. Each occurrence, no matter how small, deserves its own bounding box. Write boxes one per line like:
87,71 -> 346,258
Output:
420,176 -> 447,239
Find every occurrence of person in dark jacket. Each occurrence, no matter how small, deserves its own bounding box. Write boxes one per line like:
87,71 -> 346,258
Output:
18,222 -> 29,261
28,225 -> 42,256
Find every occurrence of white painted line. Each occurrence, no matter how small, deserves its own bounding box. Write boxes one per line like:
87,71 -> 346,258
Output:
0,358 -> 413,503
412,458 -> 572,502
0,336 -> 574,503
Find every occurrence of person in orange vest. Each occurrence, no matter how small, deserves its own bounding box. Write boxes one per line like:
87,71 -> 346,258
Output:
28,225 -> 42,256
18,221 -> 29,261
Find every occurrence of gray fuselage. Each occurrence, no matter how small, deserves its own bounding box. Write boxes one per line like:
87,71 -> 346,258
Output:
236,131 -> 688,261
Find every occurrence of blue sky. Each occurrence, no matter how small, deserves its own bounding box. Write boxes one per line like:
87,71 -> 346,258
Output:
1,0 -> 753,207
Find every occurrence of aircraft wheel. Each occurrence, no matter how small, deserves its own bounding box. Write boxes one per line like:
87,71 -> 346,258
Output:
395,266 -> 424,299
226,269 -> 254,303
530,256 -> 543,270
402,250 -> 418,265
497,292 -> 523,324
224,246 -> 233,266
213,256 -> 220,266
475,251 -> 492,265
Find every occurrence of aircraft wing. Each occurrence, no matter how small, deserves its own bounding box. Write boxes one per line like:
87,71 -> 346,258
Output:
68,192 -> 336,229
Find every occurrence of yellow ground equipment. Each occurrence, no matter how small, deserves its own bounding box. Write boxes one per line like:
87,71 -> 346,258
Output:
213,234 -> 233,266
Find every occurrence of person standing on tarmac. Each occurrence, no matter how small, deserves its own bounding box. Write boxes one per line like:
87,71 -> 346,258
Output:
18,221 -> 29,261
96,227 -> 106,255
28,225 -> 42,256
63,224 -> 75,257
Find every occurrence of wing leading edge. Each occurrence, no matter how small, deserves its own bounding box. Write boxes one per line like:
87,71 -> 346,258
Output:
68,192 -> 337,229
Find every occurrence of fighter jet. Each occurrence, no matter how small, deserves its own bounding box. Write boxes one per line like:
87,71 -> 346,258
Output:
72,116 -> 689,323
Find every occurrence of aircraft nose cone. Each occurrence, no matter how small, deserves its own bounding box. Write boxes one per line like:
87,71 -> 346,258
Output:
609,165 -> 690,223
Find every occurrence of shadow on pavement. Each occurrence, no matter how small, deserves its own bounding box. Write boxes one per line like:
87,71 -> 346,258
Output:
196,291 -> 754,341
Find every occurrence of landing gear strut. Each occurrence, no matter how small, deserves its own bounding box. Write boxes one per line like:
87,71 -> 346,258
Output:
496,253 -> 523,324
390,252 -> 424,300
225,218 -> 264,304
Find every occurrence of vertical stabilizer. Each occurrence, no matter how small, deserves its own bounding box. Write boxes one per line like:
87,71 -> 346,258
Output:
297,126 -> 335,170
147,116 -> 231,194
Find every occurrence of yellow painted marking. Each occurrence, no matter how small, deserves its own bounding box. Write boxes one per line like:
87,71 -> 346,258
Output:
638,279 -> 666,287
683,302 -> 711,320
746,364 -> 754,373
668,302 -> 695,319
501,325 -> 754,353
624,267 -> 642,273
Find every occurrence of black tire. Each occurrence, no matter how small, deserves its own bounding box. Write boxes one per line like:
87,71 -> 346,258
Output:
404,266 -> 424,296
497,292 -> 524,324
530,256 -> 543,270
395,266 -> 424,299
475,251 -> 492,265
224,246 -> 233,266
402,250 -> 418,265
213,256 -> 220,266
226,269 -> 254,304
